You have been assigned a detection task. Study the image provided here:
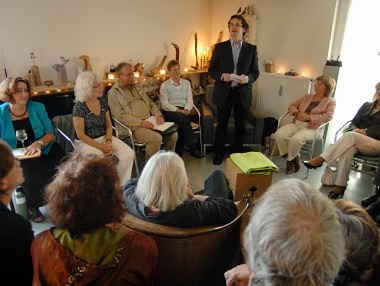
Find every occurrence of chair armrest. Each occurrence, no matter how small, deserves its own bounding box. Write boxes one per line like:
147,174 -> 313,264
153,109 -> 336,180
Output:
334,120 -> 353,143
200,102 -> 214,143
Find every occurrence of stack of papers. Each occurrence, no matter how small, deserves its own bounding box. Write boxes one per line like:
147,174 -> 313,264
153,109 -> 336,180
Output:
146,116 -> 175,132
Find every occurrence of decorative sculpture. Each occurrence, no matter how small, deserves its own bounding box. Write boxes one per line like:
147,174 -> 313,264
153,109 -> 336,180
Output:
52,56 -> 69,84
171,43 -> 179,62
134,63 -> 145,76
151,55 -> 167,75
30,52 -> 42,86
79,55 -> 92,71
191,33 -> 199,70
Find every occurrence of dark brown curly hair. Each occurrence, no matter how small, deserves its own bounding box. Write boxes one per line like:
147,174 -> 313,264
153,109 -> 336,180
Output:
45,152 -> 124,233
0,140 -> 15,195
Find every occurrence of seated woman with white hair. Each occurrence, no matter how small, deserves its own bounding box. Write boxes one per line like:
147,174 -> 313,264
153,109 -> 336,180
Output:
123,151 -> 238,227
73,71 -> 135,185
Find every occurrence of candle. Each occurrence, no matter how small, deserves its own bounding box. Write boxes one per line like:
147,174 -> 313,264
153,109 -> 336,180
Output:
206,46 -> 210,57
108,74 -> 115,80
184,67 -> 189,72
133,72 -> 140,78
160,69 -> 166,75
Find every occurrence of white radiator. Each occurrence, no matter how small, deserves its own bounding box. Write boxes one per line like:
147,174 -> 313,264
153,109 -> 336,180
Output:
253,72 -> 312,119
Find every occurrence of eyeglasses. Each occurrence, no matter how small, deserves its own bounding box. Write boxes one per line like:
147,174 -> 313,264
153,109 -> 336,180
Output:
119,72 -> 134,77
228,23 -> 243,28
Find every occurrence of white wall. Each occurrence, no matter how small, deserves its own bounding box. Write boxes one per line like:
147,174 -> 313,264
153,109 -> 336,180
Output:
211,0 -> 337,78
0,0 -> 212,84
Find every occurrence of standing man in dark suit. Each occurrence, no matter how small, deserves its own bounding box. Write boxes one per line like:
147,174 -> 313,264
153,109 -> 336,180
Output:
209,14 -> 259,165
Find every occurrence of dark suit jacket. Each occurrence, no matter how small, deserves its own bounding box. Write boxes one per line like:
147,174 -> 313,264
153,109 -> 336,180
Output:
349,101 -> 380,140
208,40 -> 259,107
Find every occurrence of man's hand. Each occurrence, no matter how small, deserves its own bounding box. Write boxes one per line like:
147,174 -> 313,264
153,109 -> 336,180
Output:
177,109 -> 190,115
238,74 -> 249,84
225,264 -> 254,286
222,73 -> 232,82
141,120 -> 154,129
155,115 -> 164,125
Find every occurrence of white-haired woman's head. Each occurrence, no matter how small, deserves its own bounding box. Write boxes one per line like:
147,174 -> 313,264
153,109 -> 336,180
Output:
74,71 -> 102,103
136,151 -> 188,212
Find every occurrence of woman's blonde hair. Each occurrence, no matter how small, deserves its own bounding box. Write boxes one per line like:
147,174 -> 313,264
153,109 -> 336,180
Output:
74,71 -> 101,103
372,81 -> 380,101
316,75 -> 336,97
135,151 -> 188,212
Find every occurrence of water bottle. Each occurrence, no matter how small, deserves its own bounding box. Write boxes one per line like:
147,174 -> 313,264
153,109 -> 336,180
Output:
14,187 -> 29,220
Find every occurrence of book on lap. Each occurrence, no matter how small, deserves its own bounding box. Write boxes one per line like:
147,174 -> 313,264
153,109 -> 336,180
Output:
12,148 -> 41,160
146,116 -> 175,132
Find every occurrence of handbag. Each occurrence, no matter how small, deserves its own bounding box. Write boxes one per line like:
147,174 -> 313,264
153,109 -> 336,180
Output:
321,166 -> 337,186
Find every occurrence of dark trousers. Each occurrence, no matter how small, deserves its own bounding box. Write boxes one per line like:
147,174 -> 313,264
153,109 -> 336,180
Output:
214,88 -> 248,155
162,109 -> 197,156
195,170 -> 234,200
373,160 -> 380,186
20,142 -> 65,208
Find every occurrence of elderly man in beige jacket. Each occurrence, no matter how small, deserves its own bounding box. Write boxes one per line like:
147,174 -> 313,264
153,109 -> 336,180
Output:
107,62 -> 177,160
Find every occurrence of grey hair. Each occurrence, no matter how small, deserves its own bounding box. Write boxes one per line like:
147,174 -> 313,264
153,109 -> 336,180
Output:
74,71 -> 101,103
244,178 -> 344,286
135,151 -> 188,212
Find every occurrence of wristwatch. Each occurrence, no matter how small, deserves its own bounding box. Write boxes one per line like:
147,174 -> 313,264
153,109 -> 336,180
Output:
37,140 -> 44,146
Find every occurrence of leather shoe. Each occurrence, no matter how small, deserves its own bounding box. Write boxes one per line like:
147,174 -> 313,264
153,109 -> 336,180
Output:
302,160 -> 323,169
213,154 -> 223,165
328,186 -> 346,200
365,198 -> 380,220
190,150 -> 205,159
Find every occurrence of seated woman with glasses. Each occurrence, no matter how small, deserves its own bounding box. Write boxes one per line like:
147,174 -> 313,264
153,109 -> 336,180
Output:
0,140 -> 34,285
123,151 -> 238,227
0,77 -> 65,222
159,59 -> 204,158
73,71 -> 135,185
31,153 -> 158,285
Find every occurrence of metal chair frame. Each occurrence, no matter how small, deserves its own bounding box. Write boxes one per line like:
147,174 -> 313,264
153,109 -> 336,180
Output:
270,113 -> 329,179
111,116 -> 143,177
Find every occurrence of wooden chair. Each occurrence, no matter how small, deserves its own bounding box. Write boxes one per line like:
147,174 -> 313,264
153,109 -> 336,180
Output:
123,195 -> 251,286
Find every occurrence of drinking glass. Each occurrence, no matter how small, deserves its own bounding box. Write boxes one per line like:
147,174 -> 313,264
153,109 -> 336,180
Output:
15,129 -> 27,150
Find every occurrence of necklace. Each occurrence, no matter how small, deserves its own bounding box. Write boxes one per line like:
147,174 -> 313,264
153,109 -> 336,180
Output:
9,106 -> 27,118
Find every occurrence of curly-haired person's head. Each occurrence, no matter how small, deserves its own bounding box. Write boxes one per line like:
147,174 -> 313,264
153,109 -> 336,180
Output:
45,153 -> 124,233
333,199 -> 380,285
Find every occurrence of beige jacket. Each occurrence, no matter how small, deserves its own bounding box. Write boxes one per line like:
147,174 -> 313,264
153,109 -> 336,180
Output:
288,93 -> 336,129
107,82 -> 162,135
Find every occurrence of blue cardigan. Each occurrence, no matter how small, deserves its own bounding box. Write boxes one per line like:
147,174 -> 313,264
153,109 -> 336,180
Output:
0,101 -> 54,154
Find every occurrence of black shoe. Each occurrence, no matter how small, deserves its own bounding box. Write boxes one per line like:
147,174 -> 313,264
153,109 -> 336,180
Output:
362,192 -> 380,207
190,150 -> 205,159
365,198 -> 380,219
328,186 -> 346,200
213,154 -> 223,165
302,160 -> 323,169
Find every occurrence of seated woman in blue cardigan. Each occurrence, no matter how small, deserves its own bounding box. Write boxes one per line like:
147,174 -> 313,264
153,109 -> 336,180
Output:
0,77 -> 65,222
123,151 -> 238,227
